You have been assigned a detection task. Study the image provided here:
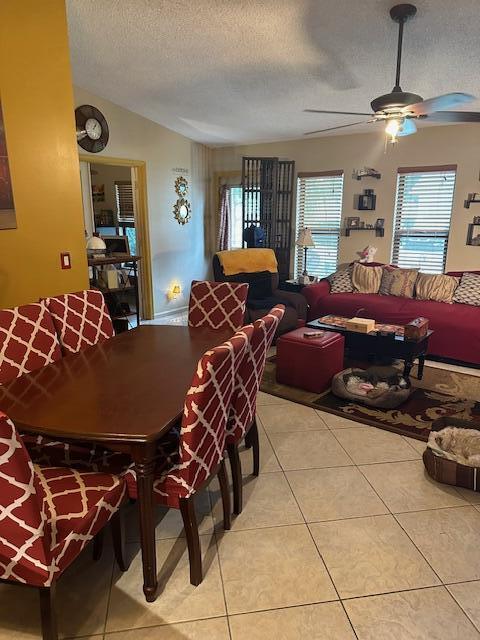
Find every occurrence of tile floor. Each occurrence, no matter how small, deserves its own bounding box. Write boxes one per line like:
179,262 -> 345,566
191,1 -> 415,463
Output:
2,392 -> 480,639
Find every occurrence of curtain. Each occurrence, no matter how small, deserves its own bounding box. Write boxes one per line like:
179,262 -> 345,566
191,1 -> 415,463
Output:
217,184 -> 231,251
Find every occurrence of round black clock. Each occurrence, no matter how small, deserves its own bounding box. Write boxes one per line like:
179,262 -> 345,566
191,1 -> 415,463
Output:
75,104 -> 109,153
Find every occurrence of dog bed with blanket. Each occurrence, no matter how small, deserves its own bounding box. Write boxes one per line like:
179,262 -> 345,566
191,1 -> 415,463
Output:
423,417 -> 480,492
331,366 -> 412,409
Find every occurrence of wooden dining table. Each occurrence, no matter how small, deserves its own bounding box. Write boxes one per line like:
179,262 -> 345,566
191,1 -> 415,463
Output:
0,324 -> 232,602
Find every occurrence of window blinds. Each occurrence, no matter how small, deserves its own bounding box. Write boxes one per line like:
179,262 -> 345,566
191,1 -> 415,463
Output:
115,181 -> 134,222
392,166 -> 456,274
295,171 -> 344,278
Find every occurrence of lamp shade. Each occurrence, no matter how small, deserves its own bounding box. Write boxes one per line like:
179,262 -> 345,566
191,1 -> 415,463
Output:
296,228 -> 315,247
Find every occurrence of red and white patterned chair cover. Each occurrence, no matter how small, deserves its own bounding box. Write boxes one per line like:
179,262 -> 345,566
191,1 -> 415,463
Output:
0,302 -> 62,385
225,306 -> 284,514
125,326 -> 252,506
0,411 -> 126,588
226,305 -> 284,446
188,280 -> 248,332
44,290 -> 114,355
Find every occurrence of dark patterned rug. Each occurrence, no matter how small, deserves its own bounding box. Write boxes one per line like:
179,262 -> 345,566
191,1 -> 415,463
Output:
260,357 -> 480,441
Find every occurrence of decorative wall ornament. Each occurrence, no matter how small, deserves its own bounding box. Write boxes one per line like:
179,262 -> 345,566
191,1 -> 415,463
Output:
175,175 -> 188,197
173,198 -> 191,225
0,102 -> 16,229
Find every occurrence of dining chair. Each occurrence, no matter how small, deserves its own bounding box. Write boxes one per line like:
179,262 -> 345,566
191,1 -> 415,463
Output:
226,305 -> 285,514
0,410 -> 128,640
125,325 -> 252,586
44,289 -> 114,354
0,302 -> 62,385
188,280 -> 249,331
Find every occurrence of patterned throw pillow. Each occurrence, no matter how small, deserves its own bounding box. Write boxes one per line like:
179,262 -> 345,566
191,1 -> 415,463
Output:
352,262 -> 383,294
415,273 -> 459,304
329,268 -> 354,293
379,267 -> 418,298
452,272 -> 480,306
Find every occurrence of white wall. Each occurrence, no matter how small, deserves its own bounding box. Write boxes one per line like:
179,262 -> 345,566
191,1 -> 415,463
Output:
213,124 -> 480,272
74,86 -> 212,315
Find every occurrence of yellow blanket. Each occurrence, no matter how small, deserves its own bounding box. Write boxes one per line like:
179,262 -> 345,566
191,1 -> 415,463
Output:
216,249 -> 278,276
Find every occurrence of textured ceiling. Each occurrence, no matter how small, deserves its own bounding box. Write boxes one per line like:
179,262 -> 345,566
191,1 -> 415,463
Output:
66,0 -> 480,146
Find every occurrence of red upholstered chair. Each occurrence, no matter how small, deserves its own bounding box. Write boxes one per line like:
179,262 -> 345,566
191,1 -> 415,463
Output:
44,289 -> 114,354
226,305 -> 285,514
0,302 -> 62,384
125,326 -> 252,586
188,280 -> 249,331
0,411 -> 127,640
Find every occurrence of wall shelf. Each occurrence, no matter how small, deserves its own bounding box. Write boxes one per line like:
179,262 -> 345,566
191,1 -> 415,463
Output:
344,227 -> 384,238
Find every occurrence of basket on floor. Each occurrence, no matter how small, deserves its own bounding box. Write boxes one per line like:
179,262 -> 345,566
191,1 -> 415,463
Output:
423,417 -> 480,493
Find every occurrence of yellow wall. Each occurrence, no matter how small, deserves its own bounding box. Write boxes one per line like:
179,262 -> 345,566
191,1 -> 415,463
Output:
0,0 -> 88,308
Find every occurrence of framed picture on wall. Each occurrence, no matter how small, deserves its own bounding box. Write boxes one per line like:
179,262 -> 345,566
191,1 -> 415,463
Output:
375,218 -> 385,228
0,102 -> 16,230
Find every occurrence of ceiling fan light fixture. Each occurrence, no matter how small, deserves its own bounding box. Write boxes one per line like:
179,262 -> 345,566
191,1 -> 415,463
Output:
385,117 -> 402,141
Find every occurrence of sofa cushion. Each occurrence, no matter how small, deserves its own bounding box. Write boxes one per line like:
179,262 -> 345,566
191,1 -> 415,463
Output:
415,273 -> 459,304
379,267 -> 418,298
352,262 -> 383,294
330,267 -> 354,293
452,272 -> 480,306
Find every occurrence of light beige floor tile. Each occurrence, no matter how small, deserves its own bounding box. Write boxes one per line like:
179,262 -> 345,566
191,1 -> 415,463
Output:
0,547 -> 113,639
403,436 -> 427,454
360,460 -> 467,513
238,424 -> 281,474
211,472 -> 303,531
456,487 -> 480,504
316,410 -> 365,429
333,427 -> 421,465
217,524 -> 337,614
106,536 -> 225,630
287,467 -> 388,522
396,506 -> 480,583
229,602 -> 355,639
344,586 -> 480,640
309,515 -> 440,598
268,430 -> 352,470
105,617 -> 230,639
256,391 -> 291,405
257,403 -> 328,434
124,493 -> 214,542
447,581 -> 480,631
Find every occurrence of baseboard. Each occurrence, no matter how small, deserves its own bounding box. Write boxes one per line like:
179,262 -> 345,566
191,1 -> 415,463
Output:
153,305 -> 188,319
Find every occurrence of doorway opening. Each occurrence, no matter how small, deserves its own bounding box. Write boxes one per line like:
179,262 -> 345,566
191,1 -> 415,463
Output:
79,155 -> 154,325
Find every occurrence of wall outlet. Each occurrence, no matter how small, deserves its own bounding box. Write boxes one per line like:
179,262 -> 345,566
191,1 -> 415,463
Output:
60,252 -> 71,269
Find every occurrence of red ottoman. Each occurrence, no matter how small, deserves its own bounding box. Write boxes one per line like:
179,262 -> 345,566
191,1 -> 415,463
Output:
276,328 -> 345,394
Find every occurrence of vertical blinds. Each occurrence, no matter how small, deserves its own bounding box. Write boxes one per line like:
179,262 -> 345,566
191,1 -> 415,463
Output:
392,167 -> 456,274
295,172 -> 344,278
115,181 -> 134,222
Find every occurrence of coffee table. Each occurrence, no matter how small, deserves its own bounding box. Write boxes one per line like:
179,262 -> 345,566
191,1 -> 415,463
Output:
306,318 -> 433,379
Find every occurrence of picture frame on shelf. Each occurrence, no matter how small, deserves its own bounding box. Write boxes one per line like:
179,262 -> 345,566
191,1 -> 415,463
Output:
375,218 -> 385,229
346,216 -> 360,228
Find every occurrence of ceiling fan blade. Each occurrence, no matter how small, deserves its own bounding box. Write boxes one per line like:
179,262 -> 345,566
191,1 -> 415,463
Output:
425,111 -> 480,123
304,121 -> 370,135
407,93 -> 475,115
398,118 -> 417,136
304,109 -> 373,116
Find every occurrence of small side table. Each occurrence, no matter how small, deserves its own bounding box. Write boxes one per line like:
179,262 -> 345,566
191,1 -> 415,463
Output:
280,278 -> 317,293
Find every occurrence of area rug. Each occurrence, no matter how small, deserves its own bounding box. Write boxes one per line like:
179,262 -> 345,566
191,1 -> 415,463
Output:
260,357 -> 480,441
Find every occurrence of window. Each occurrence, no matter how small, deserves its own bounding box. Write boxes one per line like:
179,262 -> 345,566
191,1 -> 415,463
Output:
392,166 -> 456,274
115,181 -> 134,222
295,171 -> 344,279
228,186 -> 243,249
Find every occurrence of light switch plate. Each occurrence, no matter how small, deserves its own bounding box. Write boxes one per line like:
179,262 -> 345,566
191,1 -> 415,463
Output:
60,252 -> 71,269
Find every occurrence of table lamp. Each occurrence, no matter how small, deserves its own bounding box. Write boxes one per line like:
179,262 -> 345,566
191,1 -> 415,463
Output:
296,228 -> 315,284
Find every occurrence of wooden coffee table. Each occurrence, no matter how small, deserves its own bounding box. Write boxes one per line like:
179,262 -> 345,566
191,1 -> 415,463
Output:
306,318 -> 433,379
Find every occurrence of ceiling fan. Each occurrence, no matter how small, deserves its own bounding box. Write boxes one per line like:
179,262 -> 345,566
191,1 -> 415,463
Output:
304,3 -> 480,142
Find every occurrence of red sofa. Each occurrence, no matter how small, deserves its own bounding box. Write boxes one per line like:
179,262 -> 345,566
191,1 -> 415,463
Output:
302,265 -> 480,366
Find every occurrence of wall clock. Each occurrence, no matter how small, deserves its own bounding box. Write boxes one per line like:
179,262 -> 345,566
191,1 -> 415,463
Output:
75,104 -> 109,153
